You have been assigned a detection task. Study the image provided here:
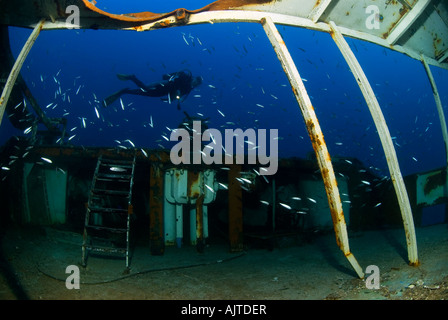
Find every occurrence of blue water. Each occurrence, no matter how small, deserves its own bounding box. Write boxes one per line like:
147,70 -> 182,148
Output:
2,0 -> 448,178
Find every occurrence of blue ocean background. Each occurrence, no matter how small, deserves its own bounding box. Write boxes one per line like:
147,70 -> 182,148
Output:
2,0 -> 448,179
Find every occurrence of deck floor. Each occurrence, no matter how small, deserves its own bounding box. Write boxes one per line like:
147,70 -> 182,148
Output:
1,223 -> 447,300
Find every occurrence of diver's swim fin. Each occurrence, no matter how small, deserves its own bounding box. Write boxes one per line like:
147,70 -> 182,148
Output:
116,74 -> 136,81
103,88 -> 128,107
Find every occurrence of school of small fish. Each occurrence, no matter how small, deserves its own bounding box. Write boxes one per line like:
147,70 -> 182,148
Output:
0,25 -> 432,216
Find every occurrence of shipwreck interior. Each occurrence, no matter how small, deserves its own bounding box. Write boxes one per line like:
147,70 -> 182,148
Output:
0,133 -> 444,259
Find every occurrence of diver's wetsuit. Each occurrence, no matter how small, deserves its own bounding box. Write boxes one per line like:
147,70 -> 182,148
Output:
104,69 -> 201,110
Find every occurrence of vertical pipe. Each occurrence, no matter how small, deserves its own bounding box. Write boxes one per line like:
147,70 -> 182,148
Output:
261,16 -> 364,278
0,19 -> 45,127
149,164 -> 164,255
329,21 -> 418,266
163,173 -> 176,245
421,55 -> 448,165
196,194 -> 205,252
176,204 -> 183,248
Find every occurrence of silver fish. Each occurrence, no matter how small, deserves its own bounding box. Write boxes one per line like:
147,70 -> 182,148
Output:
307,197 -> 317,203
218,182 -> 228,190
41,157 -> 52,164
125,139 -> 135,148
205,184 -> 214,193
279,203 -> 292,210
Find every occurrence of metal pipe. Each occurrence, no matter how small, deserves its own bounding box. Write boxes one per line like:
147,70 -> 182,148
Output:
261,16 -> 364,279
329,20 -> 418,266
421,54 -> 448,165
0,19 -> 45,126
149,164 -> 165,255
176,204 -> 183,248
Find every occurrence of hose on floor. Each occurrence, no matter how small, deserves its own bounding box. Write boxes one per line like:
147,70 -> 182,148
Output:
36,251 -> 247,285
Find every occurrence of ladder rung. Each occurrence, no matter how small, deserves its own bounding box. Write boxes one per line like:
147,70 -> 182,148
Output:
85,245 -> 127,255
96,173 -> 132,180
88,207 -> 129,214
91,189 -> 130,196
82,155 -> 135,268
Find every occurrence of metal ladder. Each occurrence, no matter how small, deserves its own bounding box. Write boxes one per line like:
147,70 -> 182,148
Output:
81,154 -> 136,270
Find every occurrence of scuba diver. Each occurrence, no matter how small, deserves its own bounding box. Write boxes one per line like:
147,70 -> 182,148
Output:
103,69 -> 202,110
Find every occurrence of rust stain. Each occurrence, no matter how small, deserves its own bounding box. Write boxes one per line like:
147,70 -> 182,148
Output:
196,193 -> 205,248
175,8 -> 187,21
205,0 -> 275,11
291,86 -> 298,96
80,0 -> 275,28
382,6 -> 409,39
304,114 -> 346,251
433,34 -> 444,57
188,171 -> 201,199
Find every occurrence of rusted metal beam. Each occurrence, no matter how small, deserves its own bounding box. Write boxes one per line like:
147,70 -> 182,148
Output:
0,19 -> 45,127
329,20 -> 418,266
307,0 -> 333,23
421,54 -> 448,166
262,15 -> 364,278
0,26 -> 55,131
149,163 -> 164,255
228,164 -> 244,252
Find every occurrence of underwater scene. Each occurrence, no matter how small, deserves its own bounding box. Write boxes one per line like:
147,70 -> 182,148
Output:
0,0 -> 447,302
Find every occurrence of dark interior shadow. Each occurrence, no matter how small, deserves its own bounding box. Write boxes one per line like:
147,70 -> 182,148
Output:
0,231 -> 30,300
